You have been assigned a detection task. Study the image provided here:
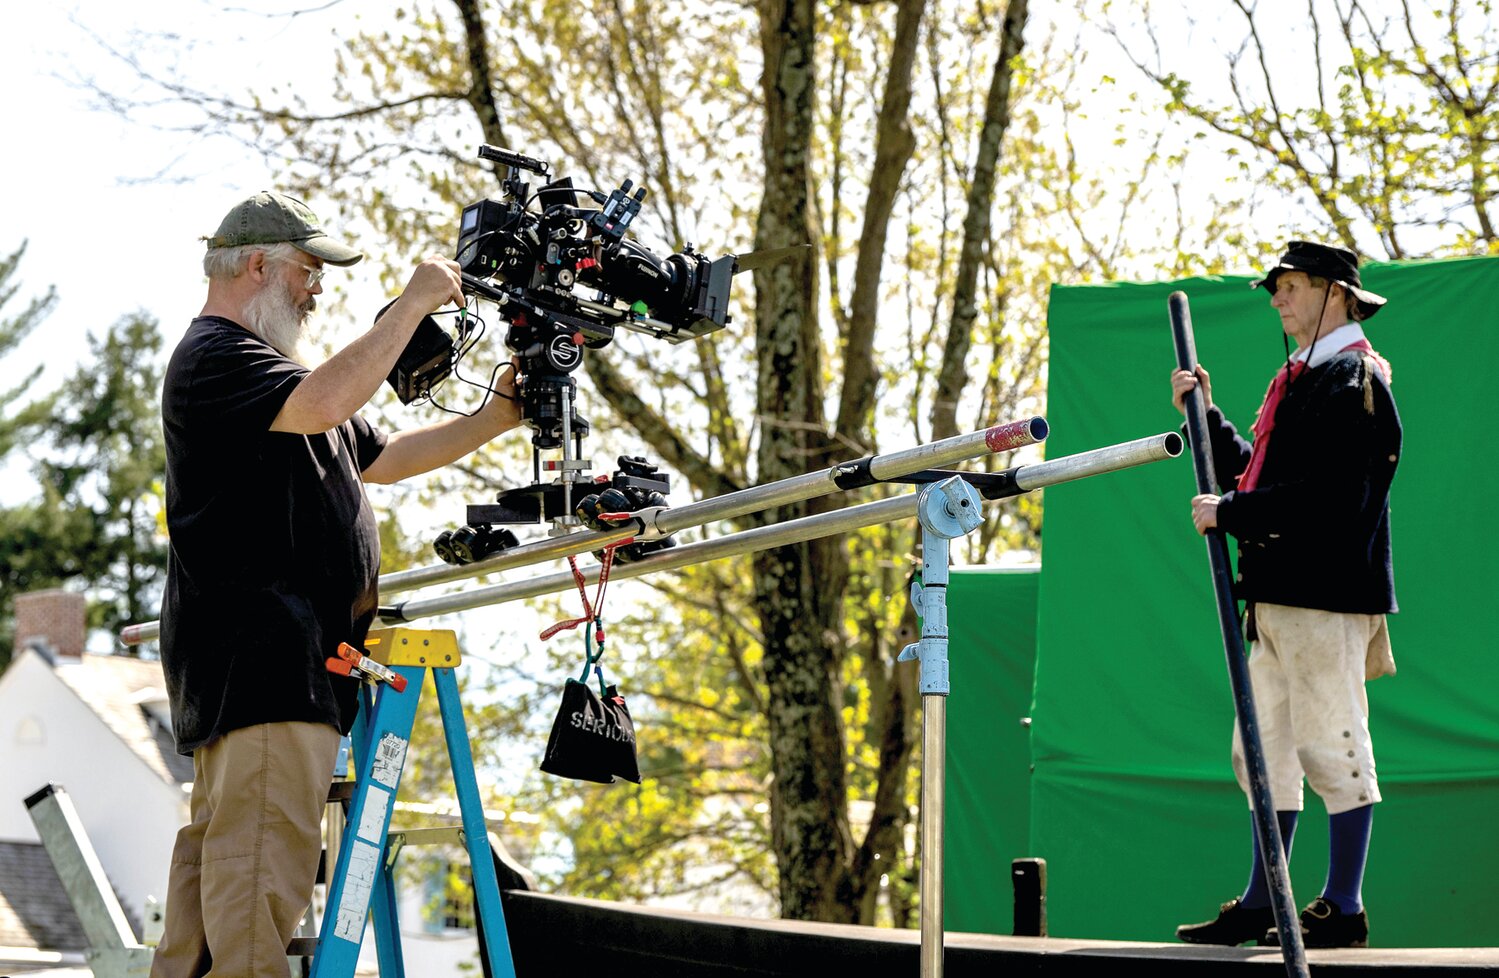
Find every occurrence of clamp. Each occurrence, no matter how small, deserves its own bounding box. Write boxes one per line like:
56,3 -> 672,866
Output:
326,642 -> 409,693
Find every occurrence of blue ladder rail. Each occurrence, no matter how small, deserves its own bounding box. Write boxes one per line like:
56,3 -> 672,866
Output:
310,627 -> 516,978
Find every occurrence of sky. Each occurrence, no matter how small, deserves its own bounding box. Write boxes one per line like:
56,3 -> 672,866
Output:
0,0 -> 1294,646
2,0 -> 1419,381
0,0 -> 1141,383
0,0 -> 1087,553
0,0 -> 1303,389
0,1 -> 394,383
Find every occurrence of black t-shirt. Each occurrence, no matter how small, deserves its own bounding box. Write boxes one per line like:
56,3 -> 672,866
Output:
160,316 -> 387,754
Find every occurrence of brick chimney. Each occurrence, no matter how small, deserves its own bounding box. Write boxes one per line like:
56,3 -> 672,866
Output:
14,589 -> 87,662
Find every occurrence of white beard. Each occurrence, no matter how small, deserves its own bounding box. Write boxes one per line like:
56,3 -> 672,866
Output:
242,278 -> 319,366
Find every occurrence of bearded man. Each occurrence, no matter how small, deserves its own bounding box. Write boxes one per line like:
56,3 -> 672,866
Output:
151,191 -> 520,978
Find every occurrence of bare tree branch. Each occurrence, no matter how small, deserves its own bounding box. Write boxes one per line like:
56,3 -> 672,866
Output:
452,0 -> 513,150
930,0 -> 1028,442
834,0 -> 928,452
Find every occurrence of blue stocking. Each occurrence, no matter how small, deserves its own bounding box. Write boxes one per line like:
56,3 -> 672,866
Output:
1322,804 -> 1373,914
1241,810 -> 1300,908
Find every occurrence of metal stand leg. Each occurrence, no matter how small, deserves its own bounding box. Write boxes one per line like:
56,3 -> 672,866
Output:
371,846 -> 406,977
899,477 -> 983,978
311,664 -> 424,978
919,695 -> 948,978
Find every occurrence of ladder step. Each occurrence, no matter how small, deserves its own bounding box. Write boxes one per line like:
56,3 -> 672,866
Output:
389,826 -> 466,847
327,779 -> 357,805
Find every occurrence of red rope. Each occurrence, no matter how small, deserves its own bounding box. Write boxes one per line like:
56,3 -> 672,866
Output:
539,543 -> 625,642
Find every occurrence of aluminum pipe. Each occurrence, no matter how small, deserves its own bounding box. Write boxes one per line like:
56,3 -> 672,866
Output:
117,425 -> 1179,647
377,431 -> 1181,625
377,416 -> 1048,595
119,418 -> 1046,647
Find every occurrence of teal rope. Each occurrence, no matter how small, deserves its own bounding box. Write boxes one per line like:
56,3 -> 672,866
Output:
578,613 -> 608,697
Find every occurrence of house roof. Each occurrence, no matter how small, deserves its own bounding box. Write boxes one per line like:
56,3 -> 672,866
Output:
0,840 -> 143,954
50,654 -> 193,786
0,840 -> 89,952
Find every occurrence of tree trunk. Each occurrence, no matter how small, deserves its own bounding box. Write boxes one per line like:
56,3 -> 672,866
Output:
753,0 -> 858,922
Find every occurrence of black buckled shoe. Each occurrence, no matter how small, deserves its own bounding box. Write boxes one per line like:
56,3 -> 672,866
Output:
1177,898 -> 1276,946
1263,897 -> 1370,948
1301,897 -> 1369,948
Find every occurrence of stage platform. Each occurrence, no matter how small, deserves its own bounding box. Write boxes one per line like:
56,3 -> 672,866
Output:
501,890 -> 1499,976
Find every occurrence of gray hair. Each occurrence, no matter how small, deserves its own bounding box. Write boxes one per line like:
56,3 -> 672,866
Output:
1305,274 -> 1365,323
202,241 -> 301,281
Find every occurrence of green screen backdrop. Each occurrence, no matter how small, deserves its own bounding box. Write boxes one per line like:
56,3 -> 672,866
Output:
945,567 -> 1040,934
947,255 -> 1499,946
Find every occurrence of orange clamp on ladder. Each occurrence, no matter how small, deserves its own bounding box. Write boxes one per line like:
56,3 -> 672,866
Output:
326,642 -> 409,693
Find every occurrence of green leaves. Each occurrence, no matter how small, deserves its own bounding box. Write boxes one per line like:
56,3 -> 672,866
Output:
0,242 -> 167,665
33,313 -> 169,645
1115,0 -> 1498,259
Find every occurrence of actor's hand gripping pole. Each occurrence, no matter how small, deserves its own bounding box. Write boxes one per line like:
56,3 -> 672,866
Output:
898,477 -> 985,978
1169,292 -> 1308,978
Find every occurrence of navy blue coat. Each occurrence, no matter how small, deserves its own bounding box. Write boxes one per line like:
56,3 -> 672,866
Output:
1207,349 -> 1401,615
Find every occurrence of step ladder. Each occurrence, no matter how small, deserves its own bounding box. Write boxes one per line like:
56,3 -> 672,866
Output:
306,625 -> 516,978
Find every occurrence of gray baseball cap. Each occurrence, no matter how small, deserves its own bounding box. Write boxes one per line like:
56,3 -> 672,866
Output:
204,191 -> 363,266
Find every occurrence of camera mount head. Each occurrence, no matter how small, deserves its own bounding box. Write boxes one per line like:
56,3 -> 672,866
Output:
384,145 -> 796,559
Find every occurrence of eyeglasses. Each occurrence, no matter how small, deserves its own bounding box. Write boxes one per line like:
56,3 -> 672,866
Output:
274,256 -> 326,290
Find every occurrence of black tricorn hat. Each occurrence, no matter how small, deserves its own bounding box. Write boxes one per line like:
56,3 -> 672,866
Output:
1251,240 -> 1387,320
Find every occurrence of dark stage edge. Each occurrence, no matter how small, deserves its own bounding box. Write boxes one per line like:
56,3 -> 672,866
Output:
499,890 -> 1499,976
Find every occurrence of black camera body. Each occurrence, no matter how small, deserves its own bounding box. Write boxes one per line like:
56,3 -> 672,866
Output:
394,145 -> 739,555
453,149 -> 735,341
457,148 -> 734,450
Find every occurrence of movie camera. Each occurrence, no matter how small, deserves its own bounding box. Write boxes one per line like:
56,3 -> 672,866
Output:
386,145 -> 756,565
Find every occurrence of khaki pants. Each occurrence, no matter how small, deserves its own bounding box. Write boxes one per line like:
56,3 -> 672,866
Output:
1231,603 -> 1394,816
151,721 -> 341,978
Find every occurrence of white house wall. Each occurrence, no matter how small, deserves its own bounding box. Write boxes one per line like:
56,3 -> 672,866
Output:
0,651 -> 186,927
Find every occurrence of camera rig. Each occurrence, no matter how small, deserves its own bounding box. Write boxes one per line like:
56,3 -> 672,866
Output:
387,145 -> 746,564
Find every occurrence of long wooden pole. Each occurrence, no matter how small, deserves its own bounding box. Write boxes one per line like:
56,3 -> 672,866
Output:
1168,291 -> 1308,977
